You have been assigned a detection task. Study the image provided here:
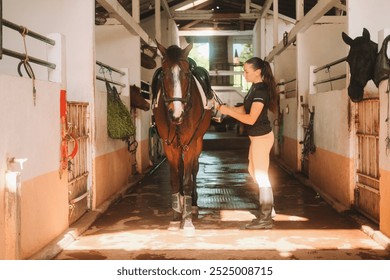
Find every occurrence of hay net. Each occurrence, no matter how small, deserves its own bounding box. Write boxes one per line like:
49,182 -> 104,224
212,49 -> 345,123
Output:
106,82 -> 135,140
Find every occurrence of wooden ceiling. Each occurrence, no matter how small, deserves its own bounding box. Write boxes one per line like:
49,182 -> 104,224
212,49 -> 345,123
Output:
96,0 -> 345,31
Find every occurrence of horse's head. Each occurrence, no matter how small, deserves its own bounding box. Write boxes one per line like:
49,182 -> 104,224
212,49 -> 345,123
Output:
157,42 -> 193,124
130,84 -> 150,111
342,28 -> 378,102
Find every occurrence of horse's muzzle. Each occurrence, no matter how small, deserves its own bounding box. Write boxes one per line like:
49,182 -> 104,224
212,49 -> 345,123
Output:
168,108 -> 184,124
348,83 -> 364,102
171,116 -> 184,125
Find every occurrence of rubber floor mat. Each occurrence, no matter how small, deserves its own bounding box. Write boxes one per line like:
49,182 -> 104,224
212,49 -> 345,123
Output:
197,186 -> 257,210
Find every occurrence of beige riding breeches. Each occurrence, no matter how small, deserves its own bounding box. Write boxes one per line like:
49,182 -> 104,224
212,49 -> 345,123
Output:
248,131 -> 274,188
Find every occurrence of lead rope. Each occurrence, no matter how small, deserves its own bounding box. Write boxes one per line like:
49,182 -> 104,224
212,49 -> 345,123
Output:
211,89 -> 224,122
18,26 -> 37,105
385,79 -> 390,156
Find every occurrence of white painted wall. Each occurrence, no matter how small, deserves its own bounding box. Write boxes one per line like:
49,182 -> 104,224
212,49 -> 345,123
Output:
1,0 -> 95,259
280,98 -> 298,140
298,17 -> 346,101
309,89 -> 350,156
2,0 -> 96,202
2,0 -> 95,102
95,25 -> 140,157
253,15 -> 294,58
274,45 -> 297,96
0,78 -> 62,180
0,75 -> 68,259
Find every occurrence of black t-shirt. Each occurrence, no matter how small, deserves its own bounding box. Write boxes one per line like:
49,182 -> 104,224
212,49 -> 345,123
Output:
243,82 -> 272,136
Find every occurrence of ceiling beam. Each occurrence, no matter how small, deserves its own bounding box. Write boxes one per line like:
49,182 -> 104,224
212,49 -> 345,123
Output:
161,0 -> 173,19
260,0 -> 273,18
171,0 -> 209,11
266,0 -> 340,62
180,20 -> 203,30
96,0 -> 151,43
173,10 -> 261,21
250,2 -> 262,11
178,30 -> 253,37
334,2 -> 347,12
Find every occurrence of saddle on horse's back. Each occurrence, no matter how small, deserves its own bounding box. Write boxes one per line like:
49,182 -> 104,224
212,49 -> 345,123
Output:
151,57 -> 213,101
374,34 -> 390,88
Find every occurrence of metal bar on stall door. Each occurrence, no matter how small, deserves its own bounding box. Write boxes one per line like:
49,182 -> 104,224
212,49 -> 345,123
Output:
96,75 -> 126,88
96,60 -> 126,76
313,74 -> 346,86
2,18 -> 55,46
2,48 -> 56,69
313,57 -> 347,73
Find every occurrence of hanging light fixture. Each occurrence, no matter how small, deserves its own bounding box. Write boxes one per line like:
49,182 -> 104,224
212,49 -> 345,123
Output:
148,2 -> 153,10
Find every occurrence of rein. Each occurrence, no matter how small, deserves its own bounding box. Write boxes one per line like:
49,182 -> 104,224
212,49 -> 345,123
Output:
160,72 -> 207,151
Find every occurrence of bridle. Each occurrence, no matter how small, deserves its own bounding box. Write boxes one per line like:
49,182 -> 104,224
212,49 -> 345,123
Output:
159,58 -> 207,151
160,58 -> 192,108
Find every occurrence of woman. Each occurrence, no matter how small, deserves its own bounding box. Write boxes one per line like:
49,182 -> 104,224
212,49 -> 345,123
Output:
216,57 -> 278,229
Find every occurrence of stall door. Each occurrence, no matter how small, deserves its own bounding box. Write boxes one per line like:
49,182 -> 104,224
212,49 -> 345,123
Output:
67,102 -> 90,224
355,98 -> 380,223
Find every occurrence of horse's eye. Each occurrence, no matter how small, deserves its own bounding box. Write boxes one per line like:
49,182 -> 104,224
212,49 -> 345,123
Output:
163,70 -> 173,80
181,72 -> 190,79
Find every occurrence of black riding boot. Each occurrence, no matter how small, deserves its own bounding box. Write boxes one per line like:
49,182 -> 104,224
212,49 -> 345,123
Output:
245,187 -> 273,229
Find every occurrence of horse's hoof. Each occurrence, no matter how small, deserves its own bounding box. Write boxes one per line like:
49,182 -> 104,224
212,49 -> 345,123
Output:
182,219 -> 195,237
168,221 -> 181,231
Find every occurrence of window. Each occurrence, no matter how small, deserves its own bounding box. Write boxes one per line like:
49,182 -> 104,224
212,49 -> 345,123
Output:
233,43 -> 253,91
189,43 -> 209,70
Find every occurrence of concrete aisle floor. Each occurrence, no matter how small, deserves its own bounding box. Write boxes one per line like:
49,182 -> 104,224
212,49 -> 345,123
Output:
53,132 -> 390,260
49,131 -> 390,260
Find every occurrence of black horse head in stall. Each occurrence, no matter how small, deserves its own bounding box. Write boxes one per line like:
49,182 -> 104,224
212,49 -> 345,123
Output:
342,28 -> 378,102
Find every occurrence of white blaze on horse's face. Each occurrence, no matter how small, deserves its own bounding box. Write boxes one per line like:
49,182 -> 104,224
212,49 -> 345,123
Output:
171,65 -> 184,121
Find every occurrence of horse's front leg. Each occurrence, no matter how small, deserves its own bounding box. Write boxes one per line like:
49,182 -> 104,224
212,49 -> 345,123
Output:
165,147 -> 183,231
182,150 -> 199,236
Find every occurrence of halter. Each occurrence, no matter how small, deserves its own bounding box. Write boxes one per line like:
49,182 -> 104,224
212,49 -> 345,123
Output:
160,58 -> 192,107
159,58 -> 207,151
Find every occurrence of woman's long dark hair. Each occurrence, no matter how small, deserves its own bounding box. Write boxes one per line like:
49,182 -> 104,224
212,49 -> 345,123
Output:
245,57 -> 279,113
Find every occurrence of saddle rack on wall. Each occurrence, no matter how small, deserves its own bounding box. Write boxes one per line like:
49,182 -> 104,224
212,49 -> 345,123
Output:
141,44 -> 157,69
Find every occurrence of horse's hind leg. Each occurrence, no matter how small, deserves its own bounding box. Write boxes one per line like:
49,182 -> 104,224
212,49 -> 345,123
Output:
182,148 -> 202,236
191,157 -> 199,217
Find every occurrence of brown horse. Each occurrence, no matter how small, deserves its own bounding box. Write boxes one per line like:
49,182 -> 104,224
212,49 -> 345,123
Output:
130,84 -> 150,111
152,42 -> 212,235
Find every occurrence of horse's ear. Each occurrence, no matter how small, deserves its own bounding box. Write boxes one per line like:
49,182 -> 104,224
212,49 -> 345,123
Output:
183,43 -> 193,58
342,32 -> 353,46
156,41 -> 166,57
362,28 -> 370,40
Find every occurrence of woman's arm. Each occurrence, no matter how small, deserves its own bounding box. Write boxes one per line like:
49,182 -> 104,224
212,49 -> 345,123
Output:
229,105 -> 246,114
218,102 -> 264,125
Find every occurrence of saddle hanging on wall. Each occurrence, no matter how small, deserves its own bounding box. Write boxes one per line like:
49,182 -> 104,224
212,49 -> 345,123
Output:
374,34 -> 390,88
141,44 -> 158,69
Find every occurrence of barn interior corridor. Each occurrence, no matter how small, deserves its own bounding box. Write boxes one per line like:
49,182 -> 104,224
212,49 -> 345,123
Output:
51,130 -> 390,260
